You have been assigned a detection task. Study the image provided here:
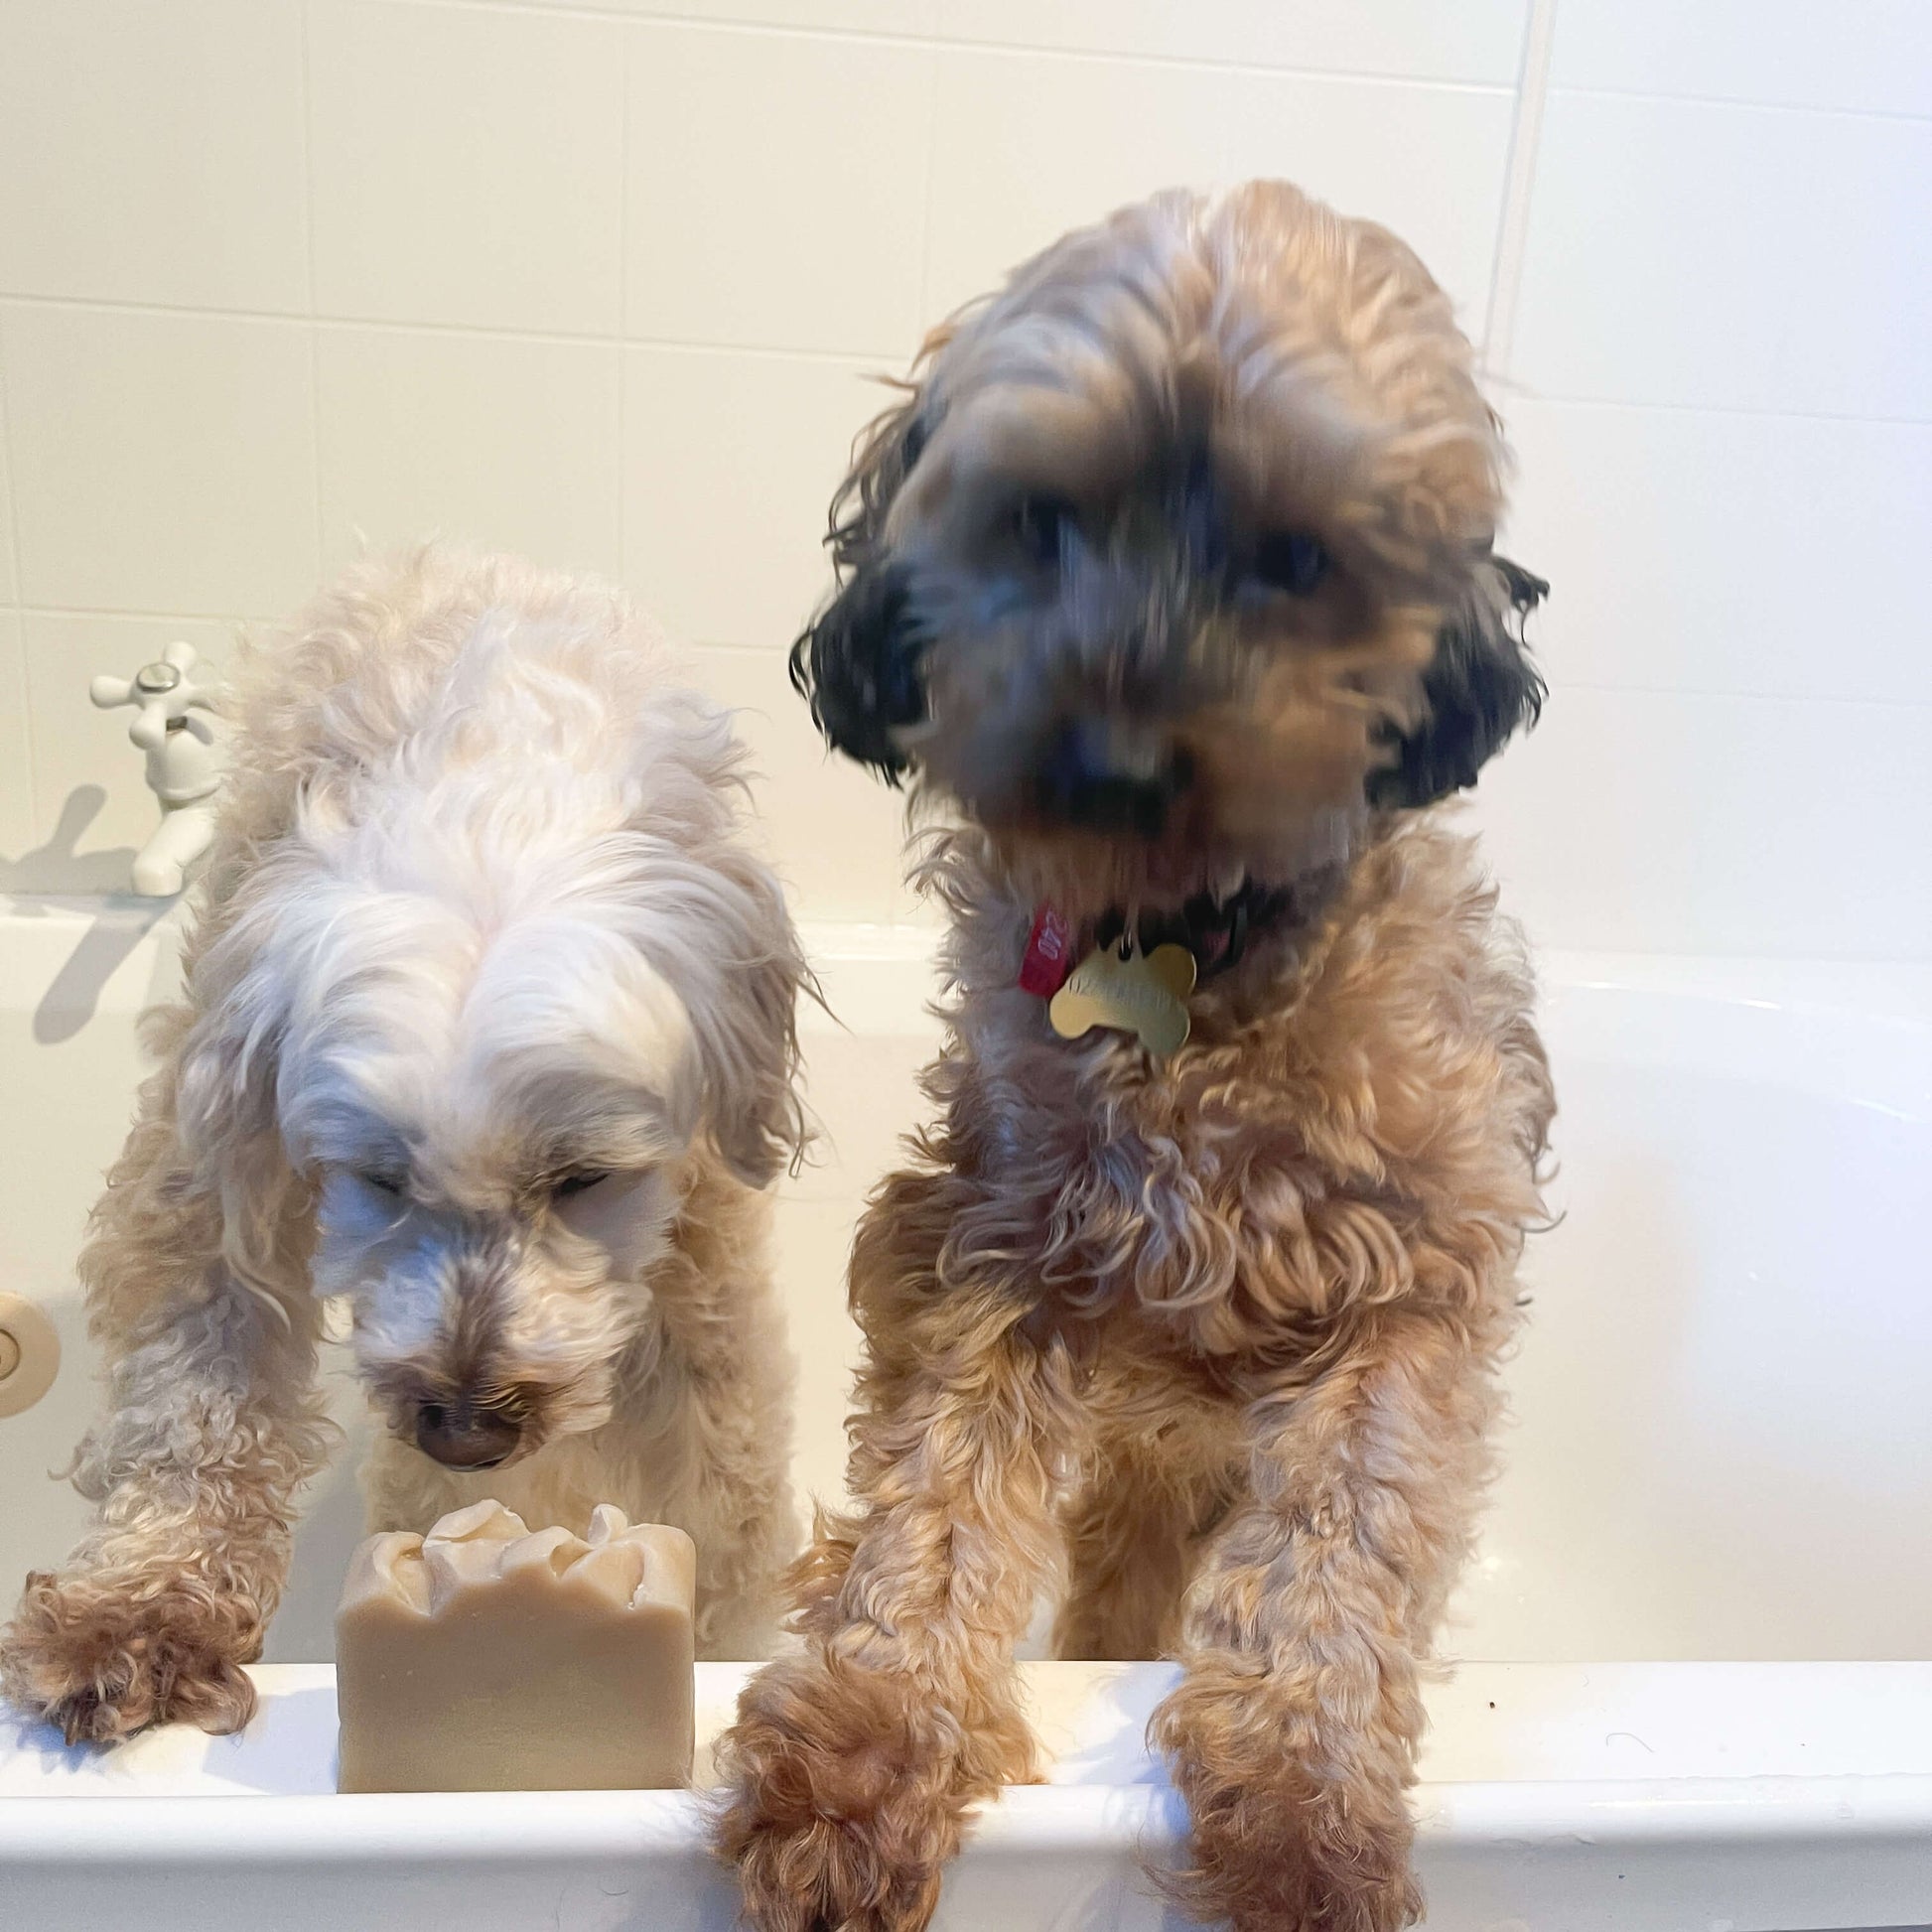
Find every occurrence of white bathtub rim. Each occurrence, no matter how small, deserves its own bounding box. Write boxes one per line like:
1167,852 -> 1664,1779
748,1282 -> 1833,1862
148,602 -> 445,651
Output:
8,1662 -> 1932,1932
12,1658 -> 1932,1806
11,1661 -> 1932,1932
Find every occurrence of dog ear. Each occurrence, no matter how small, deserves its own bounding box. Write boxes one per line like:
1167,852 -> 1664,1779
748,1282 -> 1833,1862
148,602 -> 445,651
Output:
789,387 -> 930,782
1369,554 -> 1549,809
170,884 -> 313,1291
684,846 -> 810,1189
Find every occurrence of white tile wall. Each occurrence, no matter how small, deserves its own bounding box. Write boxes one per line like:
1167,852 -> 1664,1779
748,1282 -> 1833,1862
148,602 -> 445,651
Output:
0,0 -> 310,315
689,642 -> 920,924
621,345 -> 882,647
1471,687 -> 1932,958
1504,402 -> 1932,705
1512,91 -> 1932,421
1550,0 -> 1932,118
625,25 -> 934,354
0,614 -> 32,881
923,49 -> 1230,321
1490,4 -> 1932,962
0,407 -> 15,608
529,0 -> 937,27
0,0 -> 1924,970
934,0 -> 1530,85
306,0 -> 626,334
927,52 -> 1514,332
317,328 -> 623,578
0,304 -> 318,618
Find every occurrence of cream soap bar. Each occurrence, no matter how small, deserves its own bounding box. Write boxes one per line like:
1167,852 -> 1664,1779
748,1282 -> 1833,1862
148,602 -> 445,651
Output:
336,1499 -> 696,1793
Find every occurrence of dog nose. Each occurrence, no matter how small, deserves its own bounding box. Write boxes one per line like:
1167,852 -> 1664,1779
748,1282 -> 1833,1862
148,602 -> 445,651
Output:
414,1397 -> 521,1470
1040,721 -> 1190,839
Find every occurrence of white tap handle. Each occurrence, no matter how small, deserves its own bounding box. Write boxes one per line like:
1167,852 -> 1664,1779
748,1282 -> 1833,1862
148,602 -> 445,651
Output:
89,640 -> 230,895
90,640 -> 223,718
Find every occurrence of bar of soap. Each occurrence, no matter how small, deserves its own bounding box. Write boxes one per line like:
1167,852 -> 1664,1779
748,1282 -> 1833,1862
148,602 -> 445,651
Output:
336,1500 -> 696,1793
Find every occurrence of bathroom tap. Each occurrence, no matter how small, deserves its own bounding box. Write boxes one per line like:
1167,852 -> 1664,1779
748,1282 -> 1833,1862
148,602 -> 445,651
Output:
89,640 -> 227,897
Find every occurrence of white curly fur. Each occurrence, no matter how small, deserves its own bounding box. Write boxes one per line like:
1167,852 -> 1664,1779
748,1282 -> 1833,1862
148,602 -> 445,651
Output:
2,546 -> 806,1742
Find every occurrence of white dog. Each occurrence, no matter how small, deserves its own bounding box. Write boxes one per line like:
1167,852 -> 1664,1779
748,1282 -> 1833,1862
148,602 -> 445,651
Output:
2,548 -> 806,1742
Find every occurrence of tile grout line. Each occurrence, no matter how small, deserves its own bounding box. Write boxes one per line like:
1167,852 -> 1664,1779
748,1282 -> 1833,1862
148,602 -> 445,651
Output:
1,277 -> 1927,426
8,608 -> 1927,715
364,0 -> 1521,96
16,606 -> 278,625
1491,392 -> 1932,430
42,280 -> 1928,425
1537,678 -> 1932,714
1479,0 -> 1557,387
1559,77 -> 1932,130
0,290 -> 897,363
299,0 -> 328,579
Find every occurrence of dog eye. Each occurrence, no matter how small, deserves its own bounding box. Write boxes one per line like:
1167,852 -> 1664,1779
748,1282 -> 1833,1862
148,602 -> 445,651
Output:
1253,529 -> 1330,597
551,1170 -> 612,1200
353,1169 -> 405,1196
1009,494 -> 1073,567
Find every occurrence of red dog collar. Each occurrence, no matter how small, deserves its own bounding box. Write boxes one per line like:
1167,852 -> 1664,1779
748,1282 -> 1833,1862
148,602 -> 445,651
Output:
1019,904 -> 1075,996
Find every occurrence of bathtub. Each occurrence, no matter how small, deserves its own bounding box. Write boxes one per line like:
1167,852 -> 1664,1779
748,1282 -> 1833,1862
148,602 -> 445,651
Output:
3,894 -> 1931,1930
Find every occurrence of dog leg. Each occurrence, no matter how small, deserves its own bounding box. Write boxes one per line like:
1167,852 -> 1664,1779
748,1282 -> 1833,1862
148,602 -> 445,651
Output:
1054,1437 -> 1228,1661
716,1176 -> 1069,1932
647,1177 -> 800,1663
1151,1310 -> 1498,1932
2,1288 -> 328,1744
1,1068 -> 329,1744
651,1345 -> 798,1662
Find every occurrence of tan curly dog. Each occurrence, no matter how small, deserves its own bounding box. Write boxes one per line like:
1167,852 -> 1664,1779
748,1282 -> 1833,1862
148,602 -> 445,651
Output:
718,180 -> 1555,1932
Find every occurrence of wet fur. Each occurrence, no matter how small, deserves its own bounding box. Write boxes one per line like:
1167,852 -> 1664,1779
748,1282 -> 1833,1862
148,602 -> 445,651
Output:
720,183 -> 1554,1932
2,547 -> 805,1742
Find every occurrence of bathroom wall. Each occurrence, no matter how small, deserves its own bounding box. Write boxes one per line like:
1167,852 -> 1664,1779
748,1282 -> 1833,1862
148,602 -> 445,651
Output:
0,0 -> 1925,959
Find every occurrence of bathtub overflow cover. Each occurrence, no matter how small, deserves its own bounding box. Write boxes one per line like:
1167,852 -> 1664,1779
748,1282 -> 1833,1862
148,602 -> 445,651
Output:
0,1295 -> 61,1419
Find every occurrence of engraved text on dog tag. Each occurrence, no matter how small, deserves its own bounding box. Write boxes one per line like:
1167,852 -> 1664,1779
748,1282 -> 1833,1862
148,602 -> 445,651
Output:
1048,943 -> 1197,1058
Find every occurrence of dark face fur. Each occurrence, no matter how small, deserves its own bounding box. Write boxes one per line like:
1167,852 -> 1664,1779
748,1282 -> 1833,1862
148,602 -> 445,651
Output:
793,182 -> 1545,916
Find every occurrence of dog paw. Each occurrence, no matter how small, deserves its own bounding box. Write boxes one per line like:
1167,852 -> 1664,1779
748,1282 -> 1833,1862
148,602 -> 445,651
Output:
1,1569 -> 263,1745
713,1654 -> 971,1932
1153,1667 -> 1422,1932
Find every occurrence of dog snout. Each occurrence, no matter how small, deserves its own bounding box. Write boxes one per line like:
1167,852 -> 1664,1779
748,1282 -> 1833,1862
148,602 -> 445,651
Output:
1039,720 -> 1192,839
414,1395 -> 522,1470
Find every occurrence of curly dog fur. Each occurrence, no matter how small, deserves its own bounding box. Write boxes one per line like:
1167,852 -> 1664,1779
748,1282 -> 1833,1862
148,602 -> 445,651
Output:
717,182 -> 1554,1931
3,546 -> 806,1743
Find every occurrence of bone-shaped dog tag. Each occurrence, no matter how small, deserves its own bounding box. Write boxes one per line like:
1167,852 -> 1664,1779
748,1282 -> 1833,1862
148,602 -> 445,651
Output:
1049,942 -> 1197,1058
